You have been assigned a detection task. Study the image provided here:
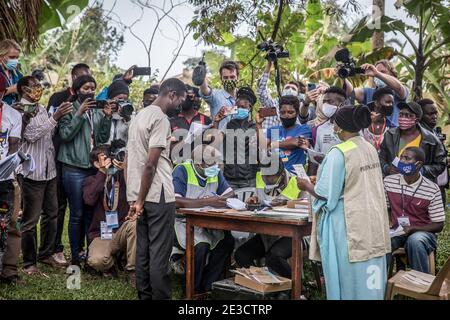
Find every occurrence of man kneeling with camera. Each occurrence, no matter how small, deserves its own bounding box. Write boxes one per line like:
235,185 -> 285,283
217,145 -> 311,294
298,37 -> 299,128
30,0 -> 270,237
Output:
83,143 -> 136,283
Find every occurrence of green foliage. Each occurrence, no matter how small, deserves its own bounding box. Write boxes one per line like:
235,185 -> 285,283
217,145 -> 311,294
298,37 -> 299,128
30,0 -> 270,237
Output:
39,0 -> 89,34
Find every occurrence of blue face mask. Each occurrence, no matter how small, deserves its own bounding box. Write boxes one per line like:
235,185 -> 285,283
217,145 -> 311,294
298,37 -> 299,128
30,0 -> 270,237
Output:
5,59 -> 18,70
233,108 -> 250,120
397,161 -> 417,176
204,164 -> 220,178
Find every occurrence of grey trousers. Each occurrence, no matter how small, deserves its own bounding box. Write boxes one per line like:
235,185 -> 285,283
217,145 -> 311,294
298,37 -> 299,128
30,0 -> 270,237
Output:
136,191 -> 175,300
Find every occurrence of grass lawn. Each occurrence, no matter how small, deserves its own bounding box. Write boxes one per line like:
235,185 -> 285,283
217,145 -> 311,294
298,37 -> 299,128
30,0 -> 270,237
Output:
1,207 -> 449,300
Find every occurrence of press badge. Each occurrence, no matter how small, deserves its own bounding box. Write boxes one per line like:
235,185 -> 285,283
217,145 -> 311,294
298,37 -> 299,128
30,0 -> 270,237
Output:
106,211 -> 119,229
397,216 -> 411,227
100,221 -> 113,240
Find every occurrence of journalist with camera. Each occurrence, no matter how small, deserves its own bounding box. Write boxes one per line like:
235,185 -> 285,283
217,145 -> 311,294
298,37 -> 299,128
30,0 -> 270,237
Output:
83,144 -> 136,282
256,40 -> 312,131
57,74 -> 113,266
336,48 -> 409,127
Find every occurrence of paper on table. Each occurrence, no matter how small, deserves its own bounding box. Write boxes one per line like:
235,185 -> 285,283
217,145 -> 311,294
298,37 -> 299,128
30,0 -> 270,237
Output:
306,148 -> 325,165
226,198 -> 247,211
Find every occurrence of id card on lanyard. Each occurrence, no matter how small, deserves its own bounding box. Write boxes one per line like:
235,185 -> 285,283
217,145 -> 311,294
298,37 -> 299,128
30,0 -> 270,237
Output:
399,179 -> 422,227
103,175 -> 120,229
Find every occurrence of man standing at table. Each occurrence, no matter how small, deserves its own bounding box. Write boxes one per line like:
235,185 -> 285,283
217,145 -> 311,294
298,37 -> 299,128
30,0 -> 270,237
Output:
126,78 -> 186,300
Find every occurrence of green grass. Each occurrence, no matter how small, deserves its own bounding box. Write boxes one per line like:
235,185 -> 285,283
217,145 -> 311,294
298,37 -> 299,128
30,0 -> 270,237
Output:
1,206 -> 449,300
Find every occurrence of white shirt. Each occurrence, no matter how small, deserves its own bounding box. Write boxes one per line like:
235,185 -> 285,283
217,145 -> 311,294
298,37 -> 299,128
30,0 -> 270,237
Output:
314,120 -> 340,154
0,102 -> 22,181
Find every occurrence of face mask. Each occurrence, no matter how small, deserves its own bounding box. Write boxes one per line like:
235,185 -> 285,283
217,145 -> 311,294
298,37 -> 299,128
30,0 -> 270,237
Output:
263,176 -> 281,192
233,108 -> 249,120
398,116 -> 416,130
298,93 -> 305,101
5,59 -> 18,70
204,164 -> 220,178
374,78 -> 386,88
222,79 -> 238,92
25,86 -> 43,102
280,116 -> 296,128
78,93 -> 95,103
322,103 -> 338,118
181,99 -> 194,111
281,88 -> 297,97
397,161 -> 417,176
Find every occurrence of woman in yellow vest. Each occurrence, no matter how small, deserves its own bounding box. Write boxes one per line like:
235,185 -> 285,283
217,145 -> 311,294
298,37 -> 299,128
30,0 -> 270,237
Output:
297,106 -> 391,300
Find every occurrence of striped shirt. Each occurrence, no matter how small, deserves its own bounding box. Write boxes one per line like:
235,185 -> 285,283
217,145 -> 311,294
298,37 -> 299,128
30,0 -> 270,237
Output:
384,174 -> 445,229
19,103 -> 57,181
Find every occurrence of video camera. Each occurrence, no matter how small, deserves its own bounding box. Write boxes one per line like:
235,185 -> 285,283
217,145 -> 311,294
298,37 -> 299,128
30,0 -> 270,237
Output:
335,48 -> 364,78
116,100 -> 134,118
257,40 -> 289,62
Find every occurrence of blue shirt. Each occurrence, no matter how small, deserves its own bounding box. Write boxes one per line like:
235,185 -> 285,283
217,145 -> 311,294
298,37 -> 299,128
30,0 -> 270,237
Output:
267,124 -> 312,172
172,165 -> 231,197
199,87 -> 235,131
363,87 -> 409,127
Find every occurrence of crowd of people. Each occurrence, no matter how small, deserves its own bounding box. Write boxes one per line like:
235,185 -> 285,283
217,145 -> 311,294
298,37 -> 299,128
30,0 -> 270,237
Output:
0,38 -> 447,300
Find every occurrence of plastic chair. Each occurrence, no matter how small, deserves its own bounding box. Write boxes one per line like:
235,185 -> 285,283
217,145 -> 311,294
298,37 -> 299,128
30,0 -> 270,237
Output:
388,247 -> 436,278
385,256 -> 450,300
233,187 -> 256,203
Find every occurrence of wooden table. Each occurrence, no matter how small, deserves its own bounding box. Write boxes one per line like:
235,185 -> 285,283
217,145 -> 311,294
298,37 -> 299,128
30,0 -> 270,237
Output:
178,209 -> 312,300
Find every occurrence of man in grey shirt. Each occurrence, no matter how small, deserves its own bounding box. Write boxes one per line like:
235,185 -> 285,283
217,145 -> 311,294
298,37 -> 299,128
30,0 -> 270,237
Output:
126,78 -> 186,300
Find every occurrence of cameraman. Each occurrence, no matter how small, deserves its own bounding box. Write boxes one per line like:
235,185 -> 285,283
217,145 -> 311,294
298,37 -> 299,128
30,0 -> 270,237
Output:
198,60 -> 239,131
58,75 -> 113,266
106,80 -> 132,144
83,145 -> 135,281
257,60 -> 311,131
342,60 -> 409,127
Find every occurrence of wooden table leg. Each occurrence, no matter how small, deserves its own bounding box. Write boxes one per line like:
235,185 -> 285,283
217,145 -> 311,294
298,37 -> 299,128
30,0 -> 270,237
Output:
291,228 -> 303,300
186,219 -> 195,299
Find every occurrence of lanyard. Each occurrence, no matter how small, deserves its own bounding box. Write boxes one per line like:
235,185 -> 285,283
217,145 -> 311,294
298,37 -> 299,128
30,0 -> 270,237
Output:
370,119 -> 386,150
103,175 -> 120,212
401,178 -> 423,216
0,103 -> 3,132
86,110 -> 95,150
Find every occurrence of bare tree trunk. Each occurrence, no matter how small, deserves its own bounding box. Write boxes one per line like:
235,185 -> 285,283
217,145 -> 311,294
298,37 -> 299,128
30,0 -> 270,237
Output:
372,0 -> 385,50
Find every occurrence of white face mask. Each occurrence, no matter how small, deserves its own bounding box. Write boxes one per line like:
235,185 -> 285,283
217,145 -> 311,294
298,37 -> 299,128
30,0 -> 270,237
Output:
374,78 -> 387,88
322,103 -> 338,118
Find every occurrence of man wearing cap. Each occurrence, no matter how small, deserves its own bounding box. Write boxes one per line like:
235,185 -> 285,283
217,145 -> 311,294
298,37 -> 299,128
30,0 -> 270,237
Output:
142,85 -> 159,108
379,101 -> 446,183
212,86 -> 259,189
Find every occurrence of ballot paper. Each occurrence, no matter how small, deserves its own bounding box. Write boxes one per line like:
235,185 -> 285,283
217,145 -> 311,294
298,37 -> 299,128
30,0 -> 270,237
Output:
231,267 -> 284,285
306,148 -> 325,165
292,164 -> 309,180
226,198 -> 247,211
392,157 -> 400,168
184,122 -> 212,144
390,225 -> 405,238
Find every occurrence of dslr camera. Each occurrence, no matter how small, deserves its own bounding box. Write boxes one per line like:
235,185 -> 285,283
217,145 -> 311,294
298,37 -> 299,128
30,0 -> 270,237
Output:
257,40 -> 289,62
335,48 -> 364,78
110,139 -> 127,163
116,100 -> 134,118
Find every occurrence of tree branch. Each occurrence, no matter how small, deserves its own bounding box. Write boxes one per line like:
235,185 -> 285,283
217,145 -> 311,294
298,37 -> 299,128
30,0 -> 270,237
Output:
394,50 -> 416,68
423,54 -> 450,70
424,38 -> 450,60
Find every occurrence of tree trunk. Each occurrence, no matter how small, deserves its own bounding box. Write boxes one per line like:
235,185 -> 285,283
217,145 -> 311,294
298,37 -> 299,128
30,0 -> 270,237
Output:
414,62 -> 424,101
372,0 -> 385,50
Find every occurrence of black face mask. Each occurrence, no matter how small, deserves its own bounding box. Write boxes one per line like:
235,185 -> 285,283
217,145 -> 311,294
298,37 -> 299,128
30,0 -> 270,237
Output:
280,116 -> 296,128
181,99 -> 194,111
381,105 -> 394,117
78,93 -> 95,104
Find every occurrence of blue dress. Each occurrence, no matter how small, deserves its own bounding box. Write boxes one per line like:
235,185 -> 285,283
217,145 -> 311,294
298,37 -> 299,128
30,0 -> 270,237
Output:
312,148 -> 387,300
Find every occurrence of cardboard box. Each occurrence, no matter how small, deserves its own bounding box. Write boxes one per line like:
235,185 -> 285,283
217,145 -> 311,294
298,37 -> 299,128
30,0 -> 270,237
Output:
234,274 -> 292,293
287,199 -> 309,209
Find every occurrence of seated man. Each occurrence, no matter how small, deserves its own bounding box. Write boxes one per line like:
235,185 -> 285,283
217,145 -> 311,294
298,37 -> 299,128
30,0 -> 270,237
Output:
234,157 -> 302,278
83,145 -> 136,281
172,144 -> 235,293
384,147 -> 445,273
